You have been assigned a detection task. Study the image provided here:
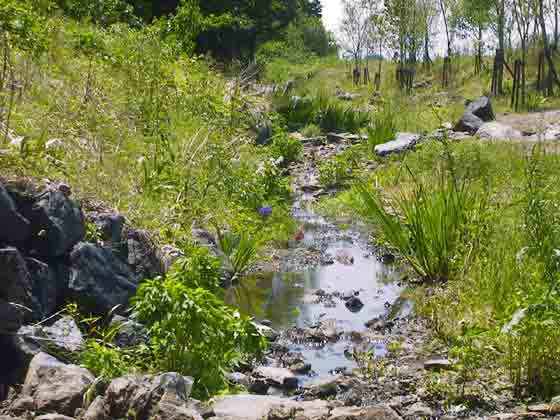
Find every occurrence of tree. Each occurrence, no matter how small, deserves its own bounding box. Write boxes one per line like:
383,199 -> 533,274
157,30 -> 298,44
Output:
537,0 -> 560,90
340,0 -> 370,84
459,0 -> 492,73
511,0 -> 534,104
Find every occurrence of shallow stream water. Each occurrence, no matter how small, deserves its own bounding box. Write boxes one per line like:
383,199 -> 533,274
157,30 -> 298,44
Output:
226,194 -> 404,383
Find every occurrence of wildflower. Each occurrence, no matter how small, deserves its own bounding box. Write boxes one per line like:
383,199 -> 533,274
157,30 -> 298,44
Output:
259,206 -> 272,218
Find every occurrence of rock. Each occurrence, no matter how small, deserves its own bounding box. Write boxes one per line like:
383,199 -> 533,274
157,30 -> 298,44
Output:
228,372 -> 251,388
0,299 -> 24,332
256,121 -> 273,146
26,258 -> 60,319
253,323 -> 279,341
35,415 -> 76,420
109,315 -> 149,348
0,183 -> 30,244
27,189 -> 85,257
160,244 -> 184,272
329,405 -> 403,420
0,247 -> 36,318
477,122 -> 523,140
212,395 -> 332,420
83,396 -> 107,420
404,402 -> 434,418
423,357 -> 452,371
43,317 -> 85,353
68,243 -> 138,315
17,352 -> 94,416
303,375 -> 342,398
454,96 -> 495,134
89,212 -> 125,244
374,133 -> 421,156
253,366 -> 298,390
467,96 -> 495,121
488,414 -> 544,420
454,112 -> 484,134
126,229 -> 164,281
337,92 -> 361,101
103,373 -> 195,420
345,296 -> 364,313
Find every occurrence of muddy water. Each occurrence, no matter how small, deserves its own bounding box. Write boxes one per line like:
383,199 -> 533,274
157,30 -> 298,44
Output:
227,195 -> 403,381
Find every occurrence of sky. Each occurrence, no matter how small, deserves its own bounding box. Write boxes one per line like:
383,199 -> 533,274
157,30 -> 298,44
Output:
321,0 -> 344,34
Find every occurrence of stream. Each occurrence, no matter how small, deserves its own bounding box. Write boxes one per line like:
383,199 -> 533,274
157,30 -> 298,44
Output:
226,144 -> 407,385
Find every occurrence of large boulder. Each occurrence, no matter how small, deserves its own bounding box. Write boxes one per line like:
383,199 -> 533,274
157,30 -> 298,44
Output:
374,133 -> 421,157
26,190 -> 85,257
0,247 -> 35,318
26,258 -> 60,319
88,212 -> 125,245
16,352 -> 94,416
96,373 -> 196,420
477,122 -> 523,140
0,183 -> 30,244
454,96 -> 495,134
252,366 -> 298,391
68,243 -> 139,315
466,96 -> 495,121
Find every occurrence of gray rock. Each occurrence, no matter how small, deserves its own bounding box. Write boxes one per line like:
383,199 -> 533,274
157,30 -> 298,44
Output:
256,121 -> 273,146
374,133 -> 420,156
83,396 -> 107,420
35,415 -> 76,420
89,212 -> 125,244
228,372 -> 251,388
0,183 -> 30,244
466,96 -> 495,121
0,299 -> 24,332
109,315 -> 149,348
26,258 -> 59,319
103,373 -> 195,420
17,352 -> 94,416
329,405 -> 403,420
454,112 -> 484,134
126,229 -> 164,281
303,375 -> 342,398
253,323 -> 279,341
212,395 -> 332,420
253,366 -> 298,390
68,243 -> 138,315
160,244 -> 184,272
345,296 -> 364,313
0,248 -> 36,318
404,402 -> 434,418
423,357 -> 452,371
477,122 -> 523,140
454,96 -> 495,134
28,189 -> 85,257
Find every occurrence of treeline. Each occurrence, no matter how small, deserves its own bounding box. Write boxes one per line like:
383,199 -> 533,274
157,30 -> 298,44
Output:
51,0 -> 336,62
340,0 -> 559,106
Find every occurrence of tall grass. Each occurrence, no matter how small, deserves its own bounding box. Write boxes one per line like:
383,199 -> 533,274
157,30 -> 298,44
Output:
354,144 -> 480,282
367,101 -> 397,149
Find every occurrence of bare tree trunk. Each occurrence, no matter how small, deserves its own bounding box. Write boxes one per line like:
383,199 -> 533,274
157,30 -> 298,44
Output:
538,0 -> 560,89
555,0 -> 559,48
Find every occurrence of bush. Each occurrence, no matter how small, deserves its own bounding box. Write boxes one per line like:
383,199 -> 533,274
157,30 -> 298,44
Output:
132,278 -> 266,399
216,228 -> 260,278
169,247 -> 223,292
269,132 -> 303,166
367,102 -> 397,149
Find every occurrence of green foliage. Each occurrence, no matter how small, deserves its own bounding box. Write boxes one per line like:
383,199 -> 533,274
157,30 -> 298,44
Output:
354,145 -> 479,281
55,0 -> 139,26
318,147 -> 361,188
367,102 -> 397,149
269,132 -> 303,166
0,0 -> 49,55
275,93 -> 371,133
216,228 -> 260,278
132,278 -> 266,399
301,123 -> 321,137
169,248 -> 223,292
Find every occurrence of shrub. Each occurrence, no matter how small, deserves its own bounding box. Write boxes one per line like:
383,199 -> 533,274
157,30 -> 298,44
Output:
301,123 -> 321,137
132,279 -> 266,399
169,247 -> 223,292
269,132 -> 303,166
216,228 -> 260,278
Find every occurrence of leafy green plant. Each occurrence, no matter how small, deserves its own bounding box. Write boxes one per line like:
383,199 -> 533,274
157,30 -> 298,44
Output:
216,228 -> 261,278
132,278 -> 266,399
367,102 -> 397,149
301,123 -> 321,137
354,163 -> 477,281
169,247 -> 223,292
269,132 -> 303,166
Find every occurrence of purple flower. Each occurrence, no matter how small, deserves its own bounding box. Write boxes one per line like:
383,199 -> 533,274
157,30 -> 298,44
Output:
259,206 -> 272,218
